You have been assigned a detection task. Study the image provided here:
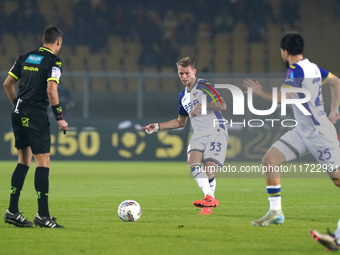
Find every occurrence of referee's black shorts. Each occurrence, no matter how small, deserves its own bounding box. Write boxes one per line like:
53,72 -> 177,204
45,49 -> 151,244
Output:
11,105 -> 50,154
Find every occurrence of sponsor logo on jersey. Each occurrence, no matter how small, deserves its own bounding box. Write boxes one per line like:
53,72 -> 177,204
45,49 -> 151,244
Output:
23,66 -> 39,72
55,61 -> 62,67
183,99 -> 199,112
51,67 -> 61,80
25,54 -> 44,64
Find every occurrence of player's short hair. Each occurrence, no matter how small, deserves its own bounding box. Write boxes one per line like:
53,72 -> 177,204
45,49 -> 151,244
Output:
43,25 -> 63,44
176,57 -> 196,69
280,33 -> 304,55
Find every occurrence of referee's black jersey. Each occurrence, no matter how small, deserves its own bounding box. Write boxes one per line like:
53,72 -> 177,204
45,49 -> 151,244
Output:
8,46 -> 63,110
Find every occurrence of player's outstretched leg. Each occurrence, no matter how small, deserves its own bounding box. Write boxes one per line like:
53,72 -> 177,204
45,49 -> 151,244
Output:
190,163 -> 218,207
194,173 -> 218,211
34,213 -> 64,228
310,229 -> 339,251
252,209 -> 284,226
4,210 -> 33,227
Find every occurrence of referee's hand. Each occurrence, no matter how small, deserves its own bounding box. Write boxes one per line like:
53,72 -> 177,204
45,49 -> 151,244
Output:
57,119 -> 68,134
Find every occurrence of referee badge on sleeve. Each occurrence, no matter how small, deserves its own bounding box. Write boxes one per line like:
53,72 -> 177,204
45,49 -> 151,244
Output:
52,67 -> 61,81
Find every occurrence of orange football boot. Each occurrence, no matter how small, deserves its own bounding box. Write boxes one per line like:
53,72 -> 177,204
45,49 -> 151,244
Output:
199,207 -> 213,215
193,195 -> 219,207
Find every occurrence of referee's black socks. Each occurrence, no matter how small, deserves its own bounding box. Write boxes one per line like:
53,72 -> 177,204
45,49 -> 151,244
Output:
8,163 -> 29,213
35,167 -> 50,217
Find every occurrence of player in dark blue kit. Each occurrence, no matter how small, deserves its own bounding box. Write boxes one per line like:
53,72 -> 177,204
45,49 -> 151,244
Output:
3,26 -> 68,228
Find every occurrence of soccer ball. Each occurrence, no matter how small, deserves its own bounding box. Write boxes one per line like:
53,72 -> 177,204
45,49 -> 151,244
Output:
118,200 -> 142,222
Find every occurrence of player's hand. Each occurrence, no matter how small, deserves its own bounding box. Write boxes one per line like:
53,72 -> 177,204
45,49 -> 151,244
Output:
243,79 -> 263,96
57,119 -> 68,132
329,109 -> 340,124
142,123 -> 159,134
190,104 -> 201,117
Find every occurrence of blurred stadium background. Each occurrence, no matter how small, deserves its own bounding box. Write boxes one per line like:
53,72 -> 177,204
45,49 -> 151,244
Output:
0,0 -> 339,161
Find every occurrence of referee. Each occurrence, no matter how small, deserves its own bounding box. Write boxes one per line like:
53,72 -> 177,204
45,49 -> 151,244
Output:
3,26 -> 68,228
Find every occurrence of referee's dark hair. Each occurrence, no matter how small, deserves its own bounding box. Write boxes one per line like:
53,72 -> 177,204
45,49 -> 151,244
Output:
43,25 -> 63,44
280,33 -> 304,56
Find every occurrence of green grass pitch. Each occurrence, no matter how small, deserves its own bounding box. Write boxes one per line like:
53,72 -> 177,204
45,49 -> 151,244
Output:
0,161 -> 339,255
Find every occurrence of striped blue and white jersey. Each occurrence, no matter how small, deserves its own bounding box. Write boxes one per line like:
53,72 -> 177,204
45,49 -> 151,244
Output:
178,78 -> 228,139
282,59 -> 333,137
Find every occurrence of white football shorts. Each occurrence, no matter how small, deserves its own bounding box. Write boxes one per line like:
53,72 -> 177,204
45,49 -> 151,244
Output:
272,127 -> 340,172
187,132 -> 229,166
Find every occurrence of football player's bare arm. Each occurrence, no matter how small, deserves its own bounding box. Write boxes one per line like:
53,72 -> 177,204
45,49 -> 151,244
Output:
327,73 -> 340,124
191,98 -> 227,117
243,79 -> 293,104
142,117 -> 188,134
206,98 -> 227,111
243,79 -> 276,102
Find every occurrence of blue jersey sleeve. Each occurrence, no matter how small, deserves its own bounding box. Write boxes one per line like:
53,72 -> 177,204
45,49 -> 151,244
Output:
282,64 -> 304,88
178,90 -> 189,117
318,67 -> 332,85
